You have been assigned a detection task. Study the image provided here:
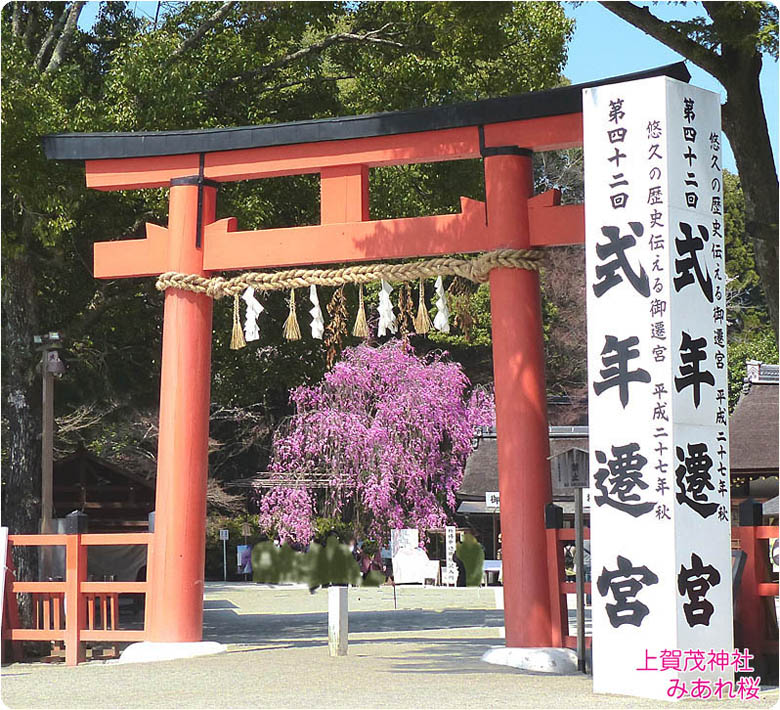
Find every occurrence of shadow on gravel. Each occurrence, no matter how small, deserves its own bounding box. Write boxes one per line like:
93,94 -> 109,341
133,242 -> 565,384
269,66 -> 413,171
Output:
202,608 -> 504,646
204,599 -> 239,610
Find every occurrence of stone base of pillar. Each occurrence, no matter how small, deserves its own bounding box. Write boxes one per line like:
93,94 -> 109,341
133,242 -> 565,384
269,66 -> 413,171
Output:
112,641 -> 227,665
482,646 -> 579,674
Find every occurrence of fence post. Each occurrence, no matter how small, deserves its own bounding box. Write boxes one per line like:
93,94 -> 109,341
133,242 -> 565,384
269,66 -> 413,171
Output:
736,499 -> 769,673
545,504 -> 566,648
64,514 -> 87,666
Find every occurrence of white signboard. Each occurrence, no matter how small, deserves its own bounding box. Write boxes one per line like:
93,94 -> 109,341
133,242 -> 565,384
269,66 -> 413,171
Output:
390,528 -> 418,558
584,76 -> 732,700
219,529 -> 229,541
485,491 -> 500,511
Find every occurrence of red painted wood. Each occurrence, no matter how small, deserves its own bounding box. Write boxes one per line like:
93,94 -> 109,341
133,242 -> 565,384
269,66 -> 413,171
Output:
80,533 -> 153,546
482,113 -> 583,152
9,534 -> 67,546
83,114 -> 583,191
81,582 -> 147,593
736,525 -> 778,664
556,528 -> 591,541
529,204 -> 584,246
546,529 -> 566,648
561,582 -> 592,594
145,182 -> 214,644
5,629 -> 66,641
79,630 -> 145,642
13,582 -> 67,593
64,536 -> 86,666
202,197 -> 490,271
199,196 -> 582,272
86,153 -> 200,191
93,224 -> 169,278
320,165 -> 370,224
755,526 -> 779,539
487,153 -> 554,648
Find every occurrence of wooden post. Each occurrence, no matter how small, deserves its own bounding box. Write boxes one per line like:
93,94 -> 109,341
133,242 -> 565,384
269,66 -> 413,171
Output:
64,534 -> 86,666
486,152 -> 553,648
544,504 -> 567,648
328,585 -> 348,656
146,179 -> 216,643
574,487 -> 586,672
41,350 -> 54,533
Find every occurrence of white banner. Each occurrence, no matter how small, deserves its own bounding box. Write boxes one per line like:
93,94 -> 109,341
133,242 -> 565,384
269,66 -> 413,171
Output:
584,76 -> 732,700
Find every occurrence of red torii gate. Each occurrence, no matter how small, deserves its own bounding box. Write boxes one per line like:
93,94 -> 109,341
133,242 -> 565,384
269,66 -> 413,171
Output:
44,63 -> 689,652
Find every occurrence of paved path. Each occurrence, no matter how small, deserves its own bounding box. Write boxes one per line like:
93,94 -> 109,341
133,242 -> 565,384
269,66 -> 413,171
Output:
2,583 -> 777,709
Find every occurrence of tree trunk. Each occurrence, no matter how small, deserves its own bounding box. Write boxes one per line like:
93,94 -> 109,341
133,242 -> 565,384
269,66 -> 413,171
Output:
720,55 -> 779,334
1,254 -> 42,623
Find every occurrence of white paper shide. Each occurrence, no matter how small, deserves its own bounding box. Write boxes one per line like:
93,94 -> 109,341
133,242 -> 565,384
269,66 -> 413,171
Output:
241,287 -> 263,342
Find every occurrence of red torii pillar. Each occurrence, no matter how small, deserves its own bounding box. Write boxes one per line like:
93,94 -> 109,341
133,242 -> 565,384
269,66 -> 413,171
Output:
44,71 -> 644,648
146,179 -> 217,640
485,152 -> 553,647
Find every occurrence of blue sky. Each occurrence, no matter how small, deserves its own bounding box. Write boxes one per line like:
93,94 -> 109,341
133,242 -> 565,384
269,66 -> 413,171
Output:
80,1 -> 778,174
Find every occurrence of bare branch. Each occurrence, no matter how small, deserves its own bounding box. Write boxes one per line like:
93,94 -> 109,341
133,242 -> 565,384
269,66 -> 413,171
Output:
44,1 -> 86,75
165,0 -> 236,67
34,4 -> 68,72
599,2 -> 726,81
56,403 -> 118,437
209,25 -> 403,96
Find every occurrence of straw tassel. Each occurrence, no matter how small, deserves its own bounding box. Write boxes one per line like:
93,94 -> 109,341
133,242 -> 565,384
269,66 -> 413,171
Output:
414,278 -> 431,334
352,284 -> 369,338
283,288 -> 301,341
230,293 -> 247,349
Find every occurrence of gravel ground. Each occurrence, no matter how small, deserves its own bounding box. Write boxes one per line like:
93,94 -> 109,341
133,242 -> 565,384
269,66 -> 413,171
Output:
2,584 -> 777,710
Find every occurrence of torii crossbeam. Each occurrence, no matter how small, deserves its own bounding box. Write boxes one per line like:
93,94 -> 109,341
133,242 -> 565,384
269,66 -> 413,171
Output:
44,62 -> 690,653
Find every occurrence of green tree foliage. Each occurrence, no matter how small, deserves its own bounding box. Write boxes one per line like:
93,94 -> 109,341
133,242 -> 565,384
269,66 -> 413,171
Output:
727,331 -> 779,410
1,2 -> 574,587
723,170 -> 770,334
721,169 -> 777,410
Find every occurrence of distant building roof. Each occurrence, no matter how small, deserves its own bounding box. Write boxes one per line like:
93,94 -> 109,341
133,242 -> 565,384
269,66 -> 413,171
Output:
459,426 -> 589,500
730,362 -> 779,477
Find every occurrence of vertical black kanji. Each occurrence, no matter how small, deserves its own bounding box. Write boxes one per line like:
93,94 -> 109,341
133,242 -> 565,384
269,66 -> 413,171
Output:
678,553 -> 721,627
675,443 -> 718,518
594,443 -> 655,517
593,223 -> 651,298
593,335 -> 651,407
597,555 -> 659,628
674,331 -> 715,407
674,222 -> 713,302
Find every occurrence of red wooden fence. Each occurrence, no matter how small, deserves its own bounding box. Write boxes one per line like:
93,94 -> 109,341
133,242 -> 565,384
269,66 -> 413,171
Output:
546,502 -> 778,665
3,533 -> 151,665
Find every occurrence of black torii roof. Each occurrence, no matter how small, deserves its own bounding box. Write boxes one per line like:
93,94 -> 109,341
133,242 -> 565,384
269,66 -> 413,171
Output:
42,62 -> 690,161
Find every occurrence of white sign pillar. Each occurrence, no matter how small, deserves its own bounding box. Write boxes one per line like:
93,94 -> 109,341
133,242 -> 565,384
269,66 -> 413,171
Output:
584,76 -> 732,700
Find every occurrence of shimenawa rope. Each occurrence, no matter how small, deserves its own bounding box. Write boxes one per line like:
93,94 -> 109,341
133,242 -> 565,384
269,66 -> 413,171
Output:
154,248 -> 540,299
